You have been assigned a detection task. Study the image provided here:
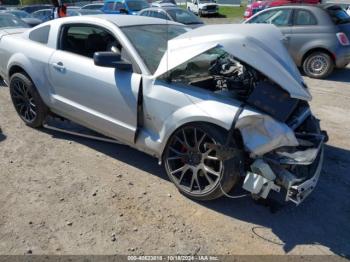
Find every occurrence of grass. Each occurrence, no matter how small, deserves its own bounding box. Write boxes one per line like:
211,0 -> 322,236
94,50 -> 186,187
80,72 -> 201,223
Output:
218,5 -> 246,21
180,4 -> 246,22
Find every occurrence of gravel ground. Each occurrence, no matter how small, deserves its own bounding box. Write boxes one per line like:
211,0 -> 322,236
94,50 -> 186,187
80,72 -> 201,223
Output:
0,66 -> 350,256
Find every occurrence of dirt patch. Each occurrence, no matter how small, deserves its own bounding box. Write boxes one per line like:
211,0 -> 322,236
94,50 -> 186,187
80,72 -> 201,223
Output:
0,67 -> 349,256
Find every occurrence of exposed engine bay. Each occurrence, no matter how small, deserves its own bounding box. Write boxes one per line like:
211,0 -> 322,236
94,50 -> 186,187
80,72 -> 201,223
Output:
167,48 -> 327,205
169,49 -> 300,122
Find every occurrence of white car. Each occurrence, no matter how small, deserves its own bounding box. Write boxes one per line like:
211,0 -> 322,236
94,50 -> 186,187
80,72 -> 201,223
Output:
347,5 -> 350,15
187,0 -> 219,16
0,16 -> 326,204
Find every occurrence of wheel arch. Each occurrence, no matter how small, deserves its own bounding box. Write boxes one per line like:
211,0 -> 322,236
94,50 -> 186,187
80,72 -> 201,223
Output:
159,119 -> 232,163
301,47 -> 335,67
7,55 -> 51,106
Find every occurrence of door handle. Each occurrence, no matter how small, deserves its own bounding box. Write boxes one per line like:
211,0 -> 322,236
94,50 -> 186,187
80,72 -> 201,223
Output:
53,62 -> 65,72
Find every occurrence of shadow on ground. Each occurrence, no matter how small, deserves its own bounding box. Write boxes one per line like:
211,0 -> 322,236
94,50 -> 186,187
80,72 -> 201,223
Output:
0,128 -> 6,142
326,68 -> 350,83
42,127 -> 350,257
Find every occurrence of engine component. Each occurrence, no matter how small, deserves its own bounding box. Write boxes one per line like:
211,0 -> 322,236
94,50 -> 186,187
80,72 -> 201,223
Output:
246,81 -> 299,122
243,172 -> 280,199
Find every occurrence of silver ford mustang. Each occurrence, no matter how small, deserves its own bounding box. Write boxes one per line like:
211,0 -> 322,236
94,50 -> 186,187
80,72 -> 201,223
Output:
0,15 -> 326,204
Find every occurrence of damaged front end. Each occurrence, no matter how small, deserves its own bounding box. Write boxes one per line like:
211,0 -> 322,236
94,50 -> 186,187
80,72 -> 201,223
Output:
155,24 -> 327,205
239,112 -> 326,205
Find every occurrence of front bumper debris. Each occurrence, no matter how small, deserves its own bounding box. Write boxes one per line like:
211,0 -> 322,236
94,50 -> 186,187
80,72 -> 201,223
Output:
242,132 -> 325,205
284,148 -> 324,204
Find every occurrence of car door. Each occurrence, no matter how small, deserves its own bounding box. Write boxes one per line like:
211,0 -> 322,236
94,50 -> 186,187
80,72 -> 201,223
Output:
247,8 -> 293,50
288,8 -> 320,63
48,23 -> 141,143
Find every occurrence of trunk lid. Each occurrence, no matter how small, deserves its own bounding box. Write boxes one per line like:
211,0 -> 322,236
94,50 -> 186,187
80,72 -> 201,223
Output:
154,24 -> 311,101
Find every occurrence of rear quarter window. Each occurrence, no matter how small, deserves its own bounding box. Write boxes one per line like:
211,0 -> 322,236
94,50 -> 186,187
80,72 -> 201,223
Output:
294,10 -> 317,26
29,25 -> 50,44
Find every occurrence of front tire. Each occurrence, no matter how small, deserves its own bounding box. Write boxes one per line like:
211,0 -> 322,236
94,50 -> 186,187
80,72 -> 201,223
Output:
9,73 -> 48,128
163,123 -> 239,201
302,51 -> 334,79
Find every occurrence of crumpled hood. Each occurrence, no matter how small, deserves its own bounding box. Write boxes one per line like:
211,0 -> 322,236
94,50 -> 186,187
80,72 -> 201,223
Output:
154,24 -> 311,101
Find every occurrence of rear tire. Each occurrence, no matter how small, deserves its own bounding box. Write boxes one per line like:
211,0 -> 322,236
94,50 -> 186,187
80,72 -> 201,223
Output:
163,123 -> 240,201
9,73 -> 48,128
302,51 -> 334,79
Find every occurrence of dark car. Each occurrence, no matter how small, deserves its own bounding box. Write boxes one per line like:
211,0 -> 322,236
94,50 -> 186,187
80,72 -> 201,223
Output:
19,5 -> 53,14
31,9 -> 53,22
102,0 -> 149,15
139,6 -> 204,28
4,10 -> 42,27
0,13 -> 29,28
245,4 -> 350,79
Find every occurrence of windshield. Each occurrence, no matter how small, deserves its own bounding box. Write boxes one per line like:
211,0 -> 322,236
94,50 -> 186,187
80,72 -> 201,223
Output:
167,9 -> 203,24
121,24 -> 189,73
126,0 -> 149,11
326,5 -> 350,24
10,10 -> 31,19
0,15 -> 29,28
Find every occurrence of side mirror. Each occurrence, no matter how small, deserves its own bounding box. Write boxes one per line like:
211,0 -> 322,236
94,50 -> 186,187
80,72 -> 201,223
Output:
94,51 -> 132,71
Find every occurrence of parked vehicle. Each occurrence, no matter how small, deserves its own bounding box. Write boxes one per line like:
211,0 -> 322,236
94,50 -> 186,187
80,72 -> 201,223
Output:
19,5 -> 53,14
0,16 -> 326,205
67,9 -> 103,16
3,10 -> 42,27
152,0 -> 177,6
81,3 -> 104,10
139,6 -> 204,28
187,0 -> 219,16
245,4 -> 350,79
0,13 -> 29,28
244,0 -> 321,19
31,9 -> 53,22
102,0 -> 149,14
151,2 -> 176,7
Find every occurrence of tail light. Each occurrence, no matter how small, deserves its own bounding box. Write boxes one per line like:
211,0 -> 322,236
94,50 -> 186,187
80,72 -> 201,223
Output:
336,32 -> 350,46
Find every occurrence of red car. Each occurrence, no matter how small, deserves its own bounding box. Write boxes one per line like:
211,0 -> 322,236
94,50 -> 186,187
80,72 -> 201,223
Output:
244,0 -> 321,19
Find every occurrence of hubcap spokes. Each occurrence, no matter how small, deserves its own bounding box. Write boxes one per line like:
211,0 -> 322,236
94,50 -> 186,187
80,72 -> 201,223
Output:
308,56 -> 327,75
166,127 -> 223,195
12,80 -> 37,122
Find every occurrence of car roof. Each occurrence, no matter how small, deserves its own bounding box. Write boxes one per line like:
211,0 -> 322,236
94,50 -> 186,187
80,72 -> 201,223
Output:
141,6 -> 185,12
48,14 -> 182,27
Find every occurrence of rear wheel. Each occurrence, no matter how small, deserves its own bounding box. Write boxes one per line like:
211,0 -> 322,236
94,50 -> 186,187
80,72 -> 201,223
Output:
302,51 -> 334,79
9,73 -> 48,128
163,123 -> 239,201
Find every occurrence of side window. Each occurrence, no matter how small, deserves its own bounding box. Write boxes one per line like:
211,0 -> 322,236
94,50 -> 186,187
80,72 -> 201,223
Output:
115,2 -> 126,11
149,11 -> 158,17
155,11 -> 168,20
59,24 -> 121,58
249,9 -> 292,26
29,25 -> 50,44
294,10 -> 317,26
106,2 -> 115,10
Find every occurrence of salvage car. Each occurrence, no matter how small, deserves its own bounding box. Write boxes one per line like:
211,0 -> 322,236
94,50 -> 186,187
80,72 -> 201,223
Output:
245,4 -> 350,79
0,13 -> 29,29
3,10 -> 42,27
139,6 -> 204,28
0,16 -> 326,204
